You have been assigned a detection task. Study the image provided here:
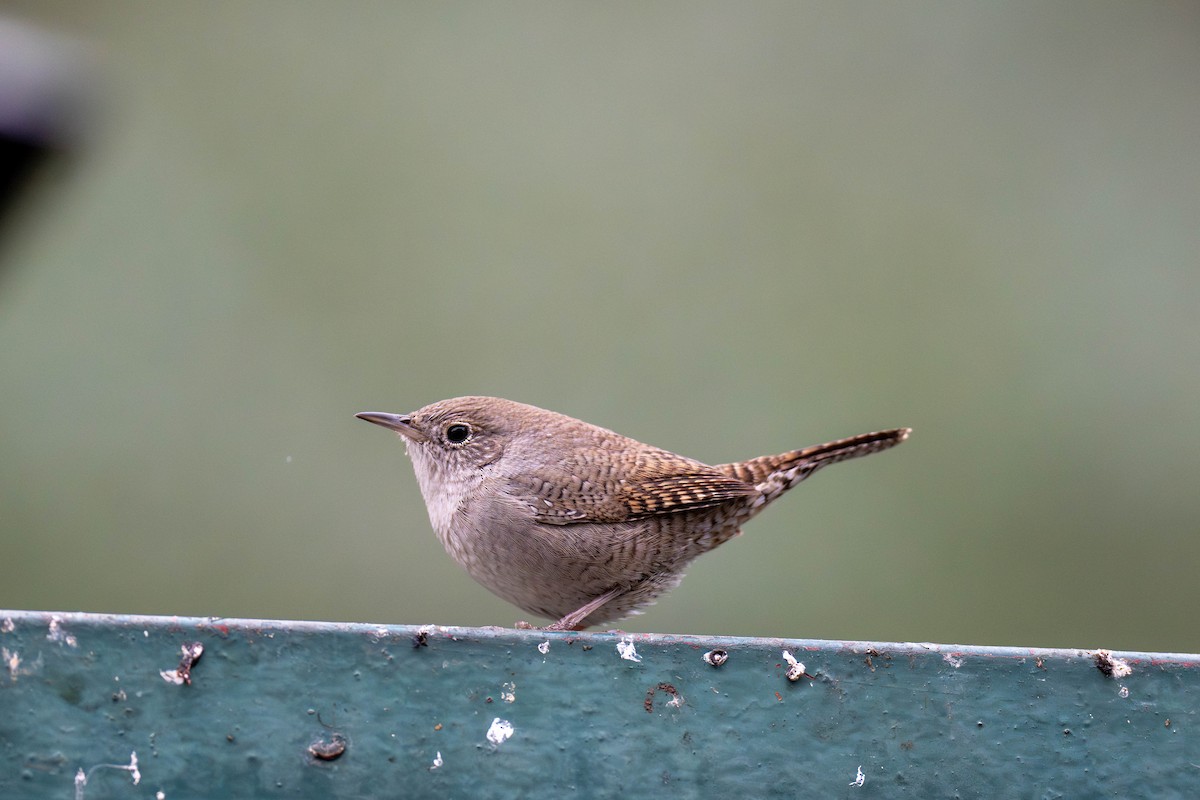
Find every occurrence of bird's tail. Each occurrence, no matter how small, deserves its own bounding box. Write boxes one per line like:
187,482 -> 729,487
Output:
717,428 -> 910,507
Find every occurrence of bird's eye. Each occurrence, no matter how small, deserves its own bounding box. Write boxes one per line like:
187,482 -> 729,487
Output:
445,423 -> 471,444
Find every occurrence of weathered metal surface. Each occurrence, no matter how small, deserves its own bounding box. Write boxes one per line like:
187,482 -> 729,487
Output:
1,610 -> 1196,798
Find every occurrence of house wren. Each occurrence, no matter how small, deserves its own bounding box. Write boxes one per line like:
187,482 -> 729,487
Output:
357,397 -> 909,630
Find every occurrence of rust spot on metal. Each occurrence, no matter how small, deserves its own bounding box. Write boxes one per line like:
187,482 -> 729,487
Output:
863,648 -> 891,672
644,682 -> 679,713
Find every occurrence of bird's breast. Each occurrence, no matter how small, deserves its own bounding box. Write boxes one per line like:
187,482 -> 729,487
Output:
407,448 -> 484,541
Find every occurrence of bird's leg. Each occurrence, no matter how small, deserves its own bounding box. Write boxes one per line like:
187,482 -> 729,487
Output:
543,586 -> 626,632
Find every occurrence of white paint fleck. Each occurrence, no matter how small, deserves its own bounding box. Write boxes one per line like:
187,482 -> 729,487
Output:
702,649 -> 728,667
943,654 -> 964,669
500,682 -> 516,703
537,640 -> 550,655
850,765 -> 865,787
1118,685 -> 1130,698
782,650 -> 807,681
1094,650 -> 1133,679
430,751 -> 443,770
1,617 -> 14,633
74,752 -> 139,799
159,642 -> 203,685
3,648 -> 19,680
486,717 -> 514,746
156,792 -> 166,800
48,616 -> 78,648
617,639 -> 641,662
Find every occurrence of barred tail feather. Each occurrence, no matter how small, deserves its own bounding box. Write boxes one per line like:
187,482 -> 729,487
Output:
717,428 -> 910,502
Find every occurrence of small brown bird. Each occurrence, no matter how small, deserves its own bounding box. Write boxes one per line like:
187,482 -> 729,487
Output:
357,397 -> 908,630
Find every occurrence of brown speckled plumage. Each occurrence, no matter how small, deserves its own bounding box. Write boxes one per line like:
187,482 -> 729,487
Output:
357,397 -> 909,630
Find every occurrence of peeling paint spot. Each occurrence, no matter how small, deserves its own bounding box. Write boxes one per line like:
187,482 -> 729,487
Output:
617,639 -> 641,662
430,751 -> 443,770
943,654 -> 964,669
501,682 -> 516,703
486,717 -> 514,746
537,640 -> 550,655
1,617 -> 14,633
1118,686 -> 1130,698
850,765 -> 865,787
308,733 -> 347,761
702,649 -> 728,667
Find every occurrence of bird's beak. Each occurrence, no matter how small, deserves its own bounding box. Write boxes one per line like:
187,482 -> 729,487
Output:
355,412 -> 428,443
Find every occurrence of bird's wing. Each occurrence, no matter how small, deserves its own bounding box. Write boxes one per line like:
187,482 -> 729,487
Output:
509,448 -> 757,525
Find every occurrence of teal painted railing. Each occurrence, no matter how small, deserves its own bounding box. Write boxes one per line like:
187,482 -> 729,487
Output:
1,610 -> 1196,798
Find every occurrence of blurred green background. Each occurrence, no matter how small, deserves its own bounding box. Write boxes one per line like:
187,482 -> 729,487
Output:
2,3 -> 1197,652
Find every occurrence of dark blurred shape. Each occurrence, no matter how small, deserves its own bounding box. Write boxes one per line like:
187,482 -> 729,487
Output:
0,16 -> 93,255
